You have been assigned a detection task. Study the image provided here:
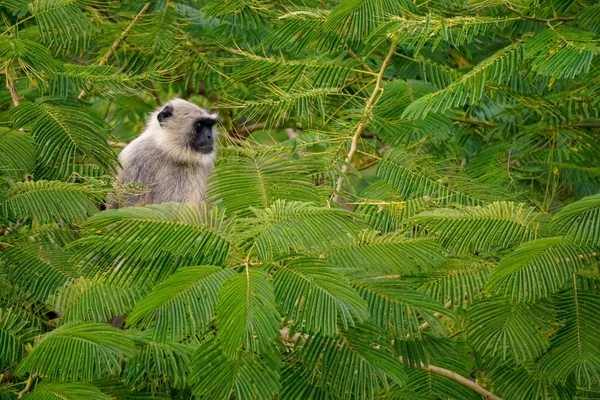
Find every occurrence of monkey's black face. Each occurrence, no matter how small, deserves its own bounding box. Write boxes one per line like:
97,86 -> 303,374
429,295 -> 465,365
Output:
191,118 -> 216,154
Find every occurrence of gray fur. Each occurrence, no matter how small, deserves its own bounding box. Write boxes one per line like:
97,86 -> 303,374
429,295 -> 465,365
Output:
111,98 -> 217,208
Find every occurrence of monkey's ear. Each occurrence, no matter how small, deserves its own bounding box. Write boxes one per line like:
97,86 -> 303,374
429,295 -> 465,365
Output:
157,105 -> 173,126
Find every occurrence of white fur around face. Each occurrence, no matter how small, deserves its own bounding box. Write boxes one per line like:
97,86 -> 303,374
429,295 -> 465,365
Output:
144,98 -> 218,166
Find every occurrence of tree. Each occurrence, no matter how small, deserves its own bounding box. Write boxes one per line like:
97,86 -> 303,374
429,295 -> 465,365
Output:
1,0 -> 600,399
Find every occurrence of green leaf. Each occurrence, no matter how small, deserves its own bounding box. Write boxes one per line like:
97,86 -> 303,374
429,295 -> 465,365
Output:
402,41 -> 526,119
126,266 -> 235,342
54,277 -> 140,324
2,180 -> 104,225
329,233 -> 445,275
273,257 -> 369,336
538,285 -> 600,388
242,200 -> 365,261
216,268 -> 280,358
123,339 -> 195,391
298,325 -> 408,399
24,382 -> 110,400
409,202 -> 542,254
0,308 -> 39,371
11,100 -> 116,180
0,128 -> 36,179
2,240 -> 77,302
16,322 -> 137,382
208,148 -> 325,215
351,277 -> 450,337
485,237 -> 590,302
72,203 -> 232,287
189,341 -> 281,400
467,299 -> 551,363
551,193 -> 600,246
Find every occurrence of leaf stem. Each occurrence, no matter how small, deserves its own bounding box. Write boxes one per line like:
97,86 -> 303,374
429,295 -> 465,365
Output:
17,374 -> 37,399
333,37 -> 397,203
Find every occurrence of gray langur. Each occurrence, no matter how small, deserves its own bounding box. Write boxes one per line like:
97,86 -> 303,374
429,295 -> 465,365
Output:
111,98 -> 218,208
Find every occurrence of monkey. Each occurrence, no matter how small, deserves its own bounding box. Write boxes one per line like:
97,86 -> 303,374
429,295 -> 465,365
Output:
110,98 -> 218,208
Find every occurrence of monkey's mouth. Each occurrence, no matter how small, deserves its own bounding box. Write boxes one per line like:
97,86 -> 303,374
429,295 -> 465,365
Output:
193,145 -> 214,154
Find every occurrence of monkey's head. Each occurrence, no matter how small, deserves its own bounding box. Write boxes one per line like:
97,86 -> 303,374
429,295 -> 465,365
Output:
151,98 -> 218,165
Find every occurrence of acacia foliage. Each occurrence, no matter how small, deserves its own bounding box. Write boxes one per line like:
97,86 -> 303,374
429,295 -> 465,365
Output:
1,0 -> 600,399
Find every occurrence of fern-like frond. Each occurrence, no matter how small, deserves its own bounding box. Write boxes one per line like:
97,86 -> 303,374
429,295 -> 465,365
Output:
389,14 -> 519,50
579,4 -> 600,35
485,237 -> 590,302
240,200 -> 365,261
408,202 -> 542,254
0,307 -> 39,371
351,277 -> 451,337
467,299 -> 551,363
11,99 -> 116,180
16,322 -> 137,382
50,64 -> 146,98
228,51 -> 356,90
402,40 -> 526,119
551,193 -> 600,246
71,203 -> 232,287
123,338 -> 195,391
216,268 -> 280,358
420,258 -> 492,308
0,128 -> 35,180
538,285 -> 600,388
53,277 -> 140,324
526,27 -> 596,80
273,257 -> 369,336
298,325 -> 407,399
329,233 -> 446,275
228,86 -> 344,126
208,147 -> 325,215
189,341 -> 281,400
355,181 -> 431,232
488,359 -> 575,400
0,37 -> 59,85
24,382 -> 110,400
29,0 -> 96,52
126,266 -> 235,342
2,180 -> 104,225
2,240 -> 76,302
376,151 -> 484,206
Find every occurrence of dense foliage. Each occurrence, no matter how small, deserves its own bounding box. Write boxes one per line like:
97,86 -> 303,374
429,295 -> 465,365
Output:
1,0 -> 600,399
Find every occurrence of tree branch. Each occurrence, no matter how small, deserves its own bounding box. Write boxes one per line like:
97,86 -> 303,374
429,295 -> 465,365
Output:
78,2 -> 153,100
333,37 -> 396,203
502,1 -> 575,23
401,358 -> 502,400
5,65 -> 19,106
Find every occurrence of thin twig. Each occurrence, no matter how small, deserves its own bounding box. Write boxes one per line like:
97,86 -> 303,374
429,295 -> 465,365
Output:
333,37 -> 397,203
5,65 -> 19,106
231,122 -> 267,139
413,300 -> 453,335
17,374 -> 37,399
502,0 -> 575,23
78,2 -> 153,100
108,140 -> 128,148
348,49 -> 374,74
